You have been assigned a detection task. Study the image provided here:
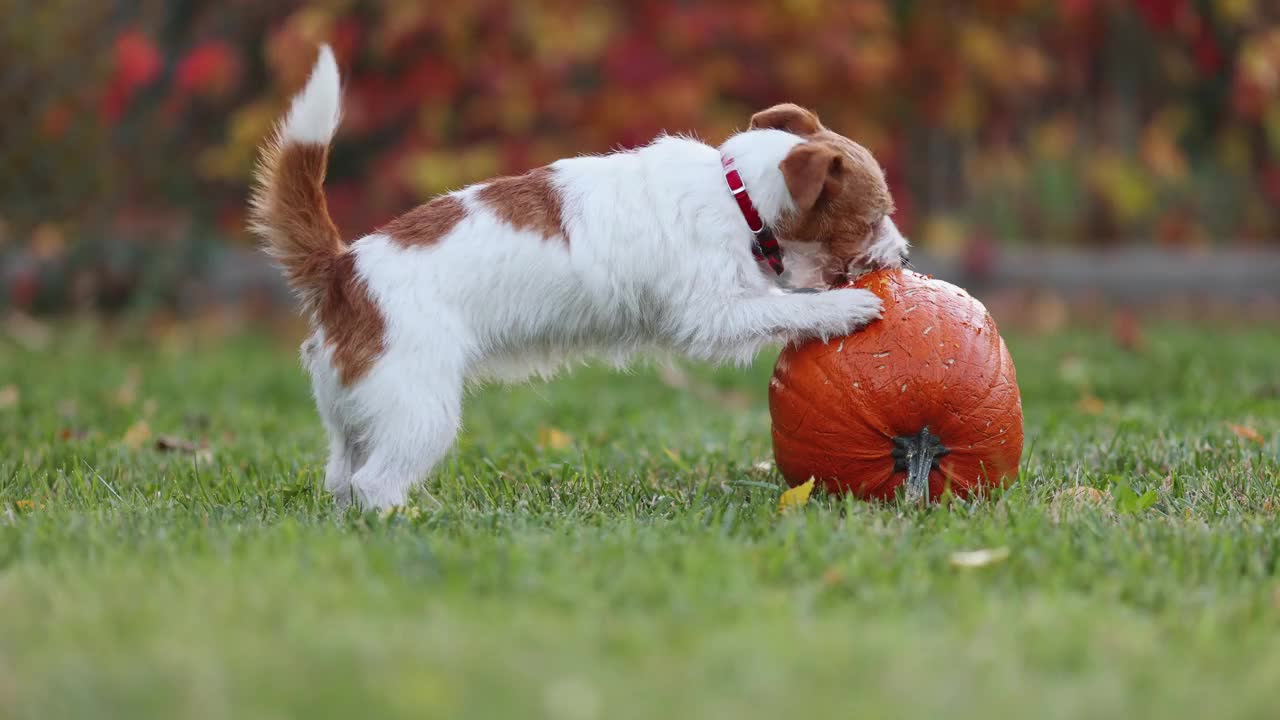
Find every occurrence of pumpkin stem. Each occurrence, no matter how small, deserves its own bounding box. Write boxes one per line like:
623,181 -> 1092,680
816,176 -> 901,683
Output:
891,427 -> 949,504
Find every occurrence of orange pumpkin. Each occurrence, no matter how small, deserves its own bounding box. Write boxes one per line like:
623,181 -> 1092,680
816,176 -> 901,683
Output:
768,270 -> 1023,502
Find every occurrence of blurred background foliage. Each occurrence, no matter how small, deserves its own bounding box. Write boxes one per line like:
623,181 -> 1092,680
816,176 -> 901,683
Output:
2,0 -> 1279,313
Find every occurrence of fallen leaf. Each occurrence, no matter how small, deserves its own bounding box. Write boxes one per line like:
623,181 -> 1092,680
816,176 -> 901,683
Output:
949,547 -> 1011,568
1054,486 -> 1109,506
113,366 -> 141,407
59,427 -> 89,441
537,427 -> 573,450
1077,394 -> 1105,415
1049,485 -> 1116,521
0,385 -> 18,410
122,420 -> 151,449
1111,309 -> 1145,352
155,435 -> 206,453
778,478 -> 815,512
1227,423 -> 1264,445
14,499 -> 34,511
821,567 -> 844,586
379,505 -> 423,521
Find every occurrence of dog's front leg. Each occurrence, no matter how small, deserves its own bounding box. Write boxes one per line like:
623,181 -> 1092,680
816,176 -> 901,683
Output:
673,287 -> 883,360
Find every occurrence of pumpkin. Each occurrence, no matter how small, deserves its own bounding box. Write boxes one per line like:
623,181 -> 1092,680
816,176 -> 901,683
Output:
768,269 -> 1023,502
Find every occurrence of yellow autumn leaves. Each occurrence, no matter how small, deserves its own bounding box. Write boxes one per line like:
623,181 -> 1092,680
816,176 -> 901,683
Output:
778,478 -> 816,513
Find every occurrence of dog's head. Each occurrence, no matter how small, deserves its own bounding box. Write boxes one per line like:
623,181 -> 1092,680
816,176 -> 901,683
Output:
747,104 -> 908,288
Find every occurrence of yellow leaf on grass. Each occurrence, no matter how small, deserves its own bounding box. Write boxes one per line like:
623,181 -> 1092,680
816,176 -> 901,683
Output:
1054,486 -> 1109,507
537,427 -> 572,450
1077,394 -> 1105,415
779,478 -> 815,513
122,420 -> 151,449
1227,423 -> 1264,445
949,547 -> 1011,568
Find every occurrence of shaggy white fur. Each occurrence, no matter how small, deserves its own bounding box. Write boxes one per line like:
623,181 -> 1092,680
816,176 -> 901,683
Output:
260,47 -> 909,509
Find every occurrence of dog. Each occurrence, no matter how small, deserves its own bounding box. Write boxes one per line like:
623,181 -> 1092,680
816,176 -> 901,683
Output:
251,46 -> 909,509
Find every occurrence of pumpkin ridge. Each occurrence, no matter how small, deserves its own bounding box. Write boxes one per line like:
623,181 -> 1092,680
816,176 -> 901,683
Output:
809,352 -> 891,438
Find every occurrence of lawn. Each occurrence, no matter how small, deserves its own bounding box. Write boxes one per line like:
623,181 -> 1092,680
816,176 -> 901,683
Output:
2,322 -> 1279,719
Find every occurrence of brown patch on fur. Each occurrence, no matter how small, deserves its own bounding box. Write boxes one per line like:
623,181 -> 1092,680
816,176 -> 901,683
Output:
774,130 -> 895,270
250,142 -> 345,315
251,139 -> 387,385
745,103 -> 893,269
476,167 -> 567,243
750,103 -> 823,135
320,251 -> 386,385
381,195 -> 467,247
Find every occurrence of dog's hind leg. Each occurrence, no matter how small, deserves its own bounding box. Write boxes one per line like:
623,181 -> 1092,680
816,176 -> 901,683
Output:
347,349 -> 465,510
305,333 -> 366,507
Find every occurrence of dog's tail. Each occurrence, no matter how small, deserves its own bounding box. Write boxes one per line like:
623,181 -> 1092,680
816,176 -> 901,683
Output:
249,45 -> 344,315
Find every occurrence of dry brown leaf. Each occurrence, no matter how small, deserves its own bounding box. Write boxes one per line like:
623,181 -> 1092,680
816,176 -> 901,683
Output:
0,385 -> 18,410
1111,309 -> 1145,352
949,547 -> 1011,568
1227,423 -> 1264,445
58,427 -> 89,441
1050,485 -> 1114,522
821,567 -> 844,586
122,420 -> 151,449
155,435 -> 205,453
1055,486 -> 1109,506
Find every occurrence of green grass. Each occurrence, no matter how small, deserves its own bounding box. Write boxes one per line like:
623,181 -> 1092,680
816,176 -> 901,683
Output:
2,323 -> 1279,719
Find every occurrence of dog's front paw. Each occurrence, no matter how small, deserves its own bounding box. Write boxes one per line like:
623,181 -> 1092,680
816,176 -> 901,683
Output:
793,288 -> 883,340
830,287 -> 884,325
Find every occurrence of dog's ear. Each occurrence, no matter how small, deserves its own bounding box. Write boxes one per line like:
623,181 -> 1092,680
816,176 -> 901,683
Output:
780,141 -> 845,213
749,104 -> 822,135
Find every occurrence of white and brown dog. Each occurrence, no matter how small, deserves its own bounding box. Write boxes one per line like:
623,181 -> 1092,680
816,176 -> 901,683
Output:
252,47 -> 909,509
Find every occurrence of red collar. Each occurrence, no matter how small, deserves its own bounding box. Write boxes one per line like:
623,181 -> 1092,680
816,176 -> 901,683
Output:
721,154 -> 784,275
